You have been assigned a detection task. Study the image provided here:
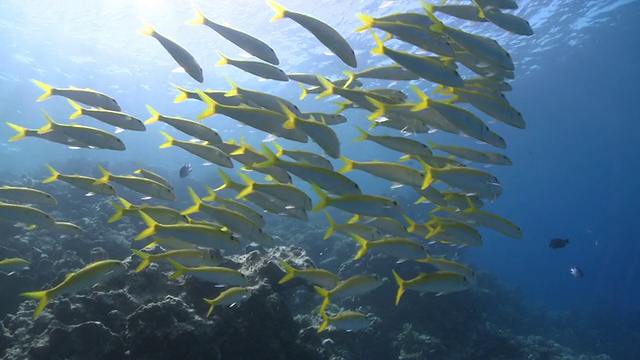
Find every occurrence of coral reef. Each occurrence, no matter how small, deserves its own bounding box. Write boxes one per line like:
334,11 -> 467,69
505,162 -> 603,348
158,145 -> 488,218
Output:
0,175 -> 625,359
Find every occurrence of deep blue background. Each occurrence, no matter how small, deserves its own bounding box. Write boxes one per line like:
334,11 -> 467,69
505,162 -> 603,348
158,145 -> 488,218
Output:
467,3 -> 640,314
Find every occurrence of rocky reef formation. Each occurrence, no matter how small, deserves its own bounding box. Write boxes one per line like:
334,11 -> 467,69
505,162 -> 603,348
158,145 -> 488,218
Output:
1,244 -> 324,360
0,169 -> 622,359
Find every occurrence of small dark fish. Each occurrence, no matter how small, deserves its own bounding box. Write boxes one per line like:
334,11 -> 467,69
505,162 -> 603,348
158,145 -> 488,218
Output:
179,163 -> 192,178
549,238 -> 569,249
570,267 -> 583,278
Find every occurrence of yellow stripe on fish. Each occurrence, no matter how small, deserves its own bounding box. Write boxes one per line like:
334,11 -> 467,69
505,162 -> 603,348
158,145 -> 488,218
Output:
0,186 -> 57,205
38,111 -> 126,151
188,4 -> 279,65
145,105 -> 222,144
138,19 -> 203,83
94,165 -> 175,201
267,0 -> 357,67
20,260 -> 125,317
278,260 -> 340,289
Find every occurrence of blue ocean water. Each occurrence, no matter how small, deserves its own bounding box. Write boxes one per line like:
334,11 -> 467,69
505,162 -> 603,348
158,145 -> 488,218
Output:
467,2 -> 640,313
1,0 -> 639,358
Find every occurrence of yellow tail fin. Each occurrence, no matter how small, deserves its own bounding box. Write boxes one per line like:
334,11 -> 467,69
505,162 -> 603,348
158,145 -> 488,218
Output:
225,77 -> 240,97
107,201 -> 125,223
31,79 -> 54,102
439,87 -> 455,96
187,4 -> 208,25
298,83 -> 309,100
343,71 -> 356,88
311,183 -> 329,212
278,260 -> 297,284
202,184 -> 218,201
353,125 -> 368,142
404,215 -> 417,232
159,131 -> 174,149
417,157 -> 435,190
273,142 -> 286,158
423,3 -> 434,13
171,84 -> 190,103
229,144 -> 247,156
204,297 -> 218,317
131,249 -> 152,272
369,30 -> 385,56
181,187 -> 202,215
266,0 -> 287,21
392,270 -> 406,305
6,122 -> 28,142
235,173 -> 256,200
366,96 -> 388,120
118,197 -> 134,209
351,233 -> 370,260
426,223 -> 443,239
67,99 -> 84,120
212,169 -> 233,192
20,290 -> 50,318
37,111 -> 56,135
93,164 -> 111,185
313,285 -> 331,314
323,211 -> 336,240
215,52 -> 229,67
196,90 -> 217,120
315,76 -> 335,99
424,8 -> 445,33
252,145 -> 280,169
135,211 -> 158,240
43,164 -> 60,183
167,259 -> 186,279
317,312 -> 330,333
281,105 -> 298,130
145,105 -> 161,125
354,13 -> 375,33
337,155 -> 354,174
138,18 -> 156,36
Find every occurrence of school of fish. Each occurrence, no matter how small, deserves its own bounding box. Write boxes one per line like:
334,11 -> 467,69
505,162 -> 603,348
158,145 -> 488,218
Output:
2,0 -> 531,332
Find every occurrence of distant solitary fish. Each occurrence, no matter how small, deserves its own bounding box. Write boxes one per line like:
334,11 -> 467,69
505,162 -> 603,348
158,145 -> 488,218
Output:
570,267 -> 584,278
180,164 -> 192,178
549,238 -> 569,249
